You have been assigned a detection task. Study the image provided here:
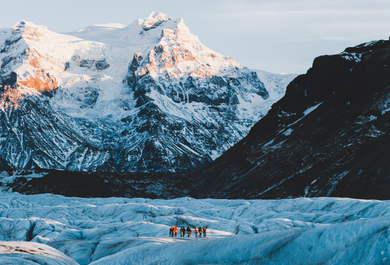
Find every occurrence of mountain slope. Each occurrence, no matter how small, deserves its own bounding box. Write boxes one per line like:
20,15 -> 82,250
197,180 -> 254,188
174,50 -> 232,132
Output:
0,13 -> 295,172
198,38 -> 390,200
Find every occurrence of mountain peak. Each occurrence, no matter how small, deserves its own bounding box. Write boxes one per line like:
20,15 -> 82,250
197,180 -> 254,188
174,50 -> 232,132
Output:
142,12 -> 172,31
12,20 -> 48,42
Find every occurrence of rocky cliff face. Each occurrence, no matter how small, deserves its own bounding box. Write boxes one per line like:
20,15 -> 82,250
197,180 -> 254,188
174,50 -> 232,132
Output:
197,39 -> 390,200
0,13 -> 294,172
0,21 -> 109,171
118,17 -> 270,171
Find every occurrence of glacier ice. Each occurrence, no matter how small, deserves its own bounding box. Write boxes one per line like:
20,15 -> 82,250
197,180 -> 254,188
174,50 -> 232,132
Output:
0,192 -> 389,264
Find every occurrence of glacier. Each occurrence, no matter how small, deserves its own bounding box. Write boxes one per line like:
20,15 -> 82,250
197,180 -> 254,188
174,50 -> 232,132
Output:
0,192 -> 389,264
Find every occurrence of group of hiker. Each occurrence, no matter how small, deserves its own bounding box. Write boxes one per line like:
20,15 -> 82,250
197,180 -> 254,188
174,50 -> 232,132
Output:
169,225 -> 207,238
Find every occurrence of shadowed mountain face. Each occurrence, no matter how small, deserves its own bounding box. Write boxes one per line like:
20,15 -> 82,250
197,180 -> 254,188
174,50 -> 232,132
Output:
4,169 -> 196,199
197,39 -> 390,200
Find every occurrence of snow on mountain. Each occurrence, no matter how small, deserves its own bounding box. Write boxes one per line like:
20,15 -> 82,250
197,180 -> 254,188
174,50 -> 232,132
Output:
250,69 -> 297,120
0,192 -> 390,264
252,69 -> 297,100
0,12 -> 294,172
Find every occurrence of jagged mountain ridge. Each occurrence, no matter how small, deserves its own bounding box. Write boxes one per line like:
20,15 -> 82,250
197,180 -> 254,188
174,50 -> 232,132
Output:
0,12 -> 296,172
197,38 -> 390,199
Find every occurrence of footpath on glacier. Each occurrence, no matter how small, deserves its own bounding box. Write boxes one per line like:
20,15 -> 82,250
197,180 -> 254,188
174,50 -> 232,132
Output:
1,192 -> 390,264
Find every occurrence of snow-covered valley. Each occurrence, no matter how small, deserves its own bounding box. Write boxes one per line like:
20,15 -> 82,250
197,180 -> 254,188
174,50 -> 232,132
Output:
1,192 -> 390,264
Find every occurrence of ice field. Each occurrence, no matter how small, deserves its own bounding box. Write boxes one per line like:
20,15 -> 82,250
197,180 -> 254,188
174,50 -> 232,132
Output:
1,192 -> 390,264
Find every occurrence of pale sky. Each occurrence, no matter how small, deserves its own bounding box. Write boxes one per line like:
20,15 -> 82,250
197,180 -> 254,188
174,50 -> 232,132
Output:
1,0 -> 390,74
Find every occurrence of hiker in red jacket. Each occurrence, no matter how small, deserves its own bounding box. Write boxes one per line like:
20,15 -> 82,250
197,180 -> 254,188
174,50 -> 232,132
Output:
174,226 -> 178,237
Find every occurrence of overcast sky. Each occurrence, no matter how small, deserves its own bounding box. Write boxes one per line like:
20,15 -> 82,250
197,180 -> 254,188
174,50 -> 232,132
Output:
1,0 -> 390,74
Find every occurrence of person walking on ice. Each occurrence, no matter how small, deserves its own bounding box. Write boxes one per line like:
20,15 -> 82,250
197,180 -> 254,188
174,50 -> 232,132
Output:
169,226 -> 174,237
203,226 -> 207,238
180,226 -> 185,237
199,226 -> 202,238
194,227 -> 198,237
174,226 -> 178,237
187,225 -> 192,237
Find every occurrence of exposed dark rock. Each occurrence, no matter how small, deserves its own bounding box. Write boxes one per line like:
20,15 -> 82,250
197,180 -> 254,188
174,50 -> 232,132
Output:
41,88 -> 57,98
66,56 -> 110,71
143,20 -> 166,31
0,95 -> 110,171
80,59 -> 95,68
195,39 -> 390,200
6,169 -> 196,199
73,87 -> 99,108
95,59 -> 110,70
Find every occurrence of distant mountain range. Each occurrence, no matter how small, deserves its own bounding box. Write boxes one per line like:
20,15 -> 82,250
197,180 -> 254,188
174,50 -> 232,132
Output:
0,12 -> 295,173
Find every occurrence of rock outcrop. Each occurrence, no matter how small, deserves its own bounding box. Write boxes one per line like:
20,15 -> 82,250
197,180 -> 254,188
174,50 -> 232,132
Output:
197,39 -> 390,200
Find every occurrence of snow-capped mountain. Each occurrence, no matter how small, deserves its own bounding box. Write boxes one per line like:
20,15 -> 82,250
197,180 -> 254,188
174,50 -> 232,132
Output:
0,12 -> 295,172
198,38 -> 390,199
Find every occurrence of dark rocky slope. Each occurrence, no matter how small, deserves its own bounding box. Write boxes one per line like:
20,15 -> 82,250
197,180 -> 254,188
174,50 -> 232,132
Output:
197,39 -> 390,200
5,169 -> 195,199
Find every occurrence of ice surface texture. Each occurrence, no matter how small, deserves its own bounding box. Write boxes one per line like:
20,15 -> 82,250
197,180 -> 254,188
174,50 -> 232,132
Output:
0,192 -> 390,264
